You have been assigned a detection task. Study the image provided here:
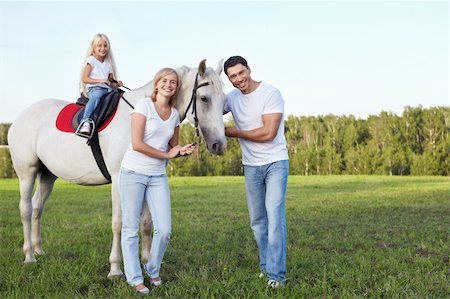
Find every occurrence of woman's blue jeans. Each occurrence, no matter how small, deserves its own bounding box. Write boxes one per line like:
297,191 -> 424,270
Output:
82,86 -> 109,122
244,159 -> 289,282
119,168 -> 171,286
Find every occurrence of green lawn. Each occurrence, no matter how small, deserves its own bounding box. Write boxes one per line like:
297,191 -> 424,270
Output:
0,176 -> 448,298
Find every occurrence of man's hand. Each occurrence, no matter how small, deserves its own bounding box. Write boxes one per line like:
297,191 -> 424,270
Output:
225,127 -> 239,138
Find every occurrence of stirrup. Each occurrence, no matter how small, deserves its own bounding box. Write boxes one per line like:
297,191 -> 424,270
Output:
75,119 -> 95,139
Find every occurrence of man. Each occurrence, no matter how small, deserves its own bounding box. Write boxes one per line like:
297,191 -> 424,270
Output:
223,56 -> 289,289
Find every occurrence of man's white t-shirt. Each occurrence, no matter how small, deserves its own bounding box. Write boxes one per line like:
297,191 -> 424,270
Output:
121,98 -> 180,175
224,81 -> 289,166
85,56 -> 112,90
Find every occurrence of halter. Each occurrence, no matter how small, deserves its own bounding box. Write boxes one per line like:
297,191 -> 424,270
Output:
121,74 -> 212,138
184,73 -> 212,136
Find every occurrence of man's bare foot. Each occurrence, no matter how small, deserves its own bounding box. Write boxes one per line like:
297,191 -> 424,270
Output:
150,277 -> 162,287
135,283 -> 150,294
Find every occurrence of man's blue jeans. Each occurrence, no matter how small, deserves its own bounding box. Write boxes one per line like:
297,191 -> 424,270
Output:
244,159 -> 289,282
119,168 -> 171,286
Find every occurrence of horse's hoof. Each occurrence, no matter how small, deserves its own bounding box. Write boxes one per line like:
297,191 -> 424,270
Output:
23,257 -> 37,264
107,271 -> 125,280
34,249 -> 45,256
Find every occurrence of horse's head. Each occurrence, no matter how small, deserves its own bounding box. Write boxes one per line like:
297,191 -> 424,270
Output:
176,59 -> 227,155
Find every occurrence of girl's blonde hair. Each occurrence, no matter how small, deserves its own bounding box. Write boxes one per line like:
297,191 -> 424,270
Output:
150,68 -> 181,108
79,33 -> 118,96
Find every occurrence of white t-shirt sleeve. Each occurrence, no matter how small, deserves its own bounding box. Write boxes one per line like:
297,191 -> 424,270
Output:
263,89 -> 284,115
132,99 -> 150,117
85,56 -> 96,67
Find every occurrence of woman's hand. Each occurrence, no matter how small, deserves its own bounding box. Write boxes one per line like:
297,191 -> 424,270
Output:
167,145 -> 181,159
179,143 -> 197,156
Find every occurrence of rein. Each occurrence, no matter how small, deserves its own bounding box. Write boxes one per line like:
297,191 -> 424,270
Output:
184,73 -> 212,136
117,85 -> 134,109
120,95 -> 134,109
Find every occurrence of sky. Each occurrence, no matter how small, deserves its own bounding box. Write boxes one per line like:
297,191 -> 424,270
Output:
0,1 -> 448,123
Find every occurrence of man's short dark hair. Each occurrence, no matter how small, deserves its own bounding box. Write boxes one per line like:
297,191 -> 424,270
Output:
224,56 -> 248,76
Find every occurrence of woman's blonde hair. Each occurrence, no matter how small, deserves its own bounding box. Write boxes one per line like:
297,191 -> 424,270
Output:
79,33 -> 118,96
150,68 -> 181,108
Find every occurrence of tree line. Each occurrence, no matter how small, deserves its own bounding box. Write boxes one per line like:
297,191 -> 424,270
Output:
0,106 -> 448,178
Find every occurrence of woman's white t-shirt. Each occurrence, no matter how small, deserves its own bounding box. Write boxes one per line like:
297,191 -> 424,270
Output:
224,81 -> 289,166
121,98 -> 180,175
85,56 -> 112,90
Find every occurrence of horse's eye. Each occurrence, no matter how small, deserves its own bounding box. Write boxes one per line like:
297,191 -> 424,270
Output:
200,96 -> 209,103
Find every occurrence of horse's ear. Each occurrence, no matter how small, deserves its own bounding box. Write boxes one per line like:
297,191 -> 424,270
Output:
198,59 -> 207,76
176,66 -> 190,78
216,59 -> 224,75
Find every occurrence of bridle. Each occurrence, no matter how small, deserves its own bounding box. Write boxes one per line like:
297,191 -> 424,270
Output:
184,73 -> 212,136
120,73 -> 213,138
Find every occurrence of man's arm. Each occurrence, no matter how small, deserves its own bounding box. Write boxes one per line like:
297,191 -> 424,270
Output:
225,113 -> 282,142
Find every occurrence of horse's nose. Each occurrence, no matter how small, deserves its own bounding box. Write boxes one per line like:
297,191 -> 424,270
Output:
211,140 -> 226,155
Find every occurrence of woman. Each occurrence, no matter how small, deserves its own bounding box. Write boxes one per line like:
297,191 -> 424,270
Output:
119,68 -> 196,294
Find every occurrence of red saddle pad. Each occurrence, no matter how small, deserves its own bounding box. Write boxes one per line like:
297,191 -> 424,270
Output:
55,103 -> 116,133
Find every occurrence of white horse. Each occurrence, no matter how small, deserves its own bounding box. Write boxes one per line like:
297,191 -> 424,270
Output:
8,59 -> 227,278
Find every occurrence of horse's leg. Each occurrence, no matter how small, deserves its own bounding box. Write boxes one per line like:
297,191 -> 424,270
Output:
140,201 -> 152,264
18,167 -> 39,263
31,168 -> 57,256
108,178 -> 124,278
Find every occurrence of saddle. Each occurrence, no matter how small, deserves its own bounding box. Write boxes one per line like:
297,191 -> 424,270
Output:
56,91 -> 120,133
55,89 -> 125,182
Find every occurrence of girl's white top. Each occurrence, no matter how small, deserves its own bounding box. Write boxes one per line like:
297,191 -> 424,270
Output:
121,98 -> 180,175
85,56 -> 112,90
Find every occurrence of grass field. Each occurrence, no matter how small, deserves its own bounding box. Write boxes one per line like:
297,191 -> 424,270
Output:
0,176 -> 448,298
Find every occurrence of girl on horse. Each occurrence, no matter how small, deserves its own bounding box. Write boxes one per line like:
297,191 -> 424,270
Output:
77,33 -> 122,137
